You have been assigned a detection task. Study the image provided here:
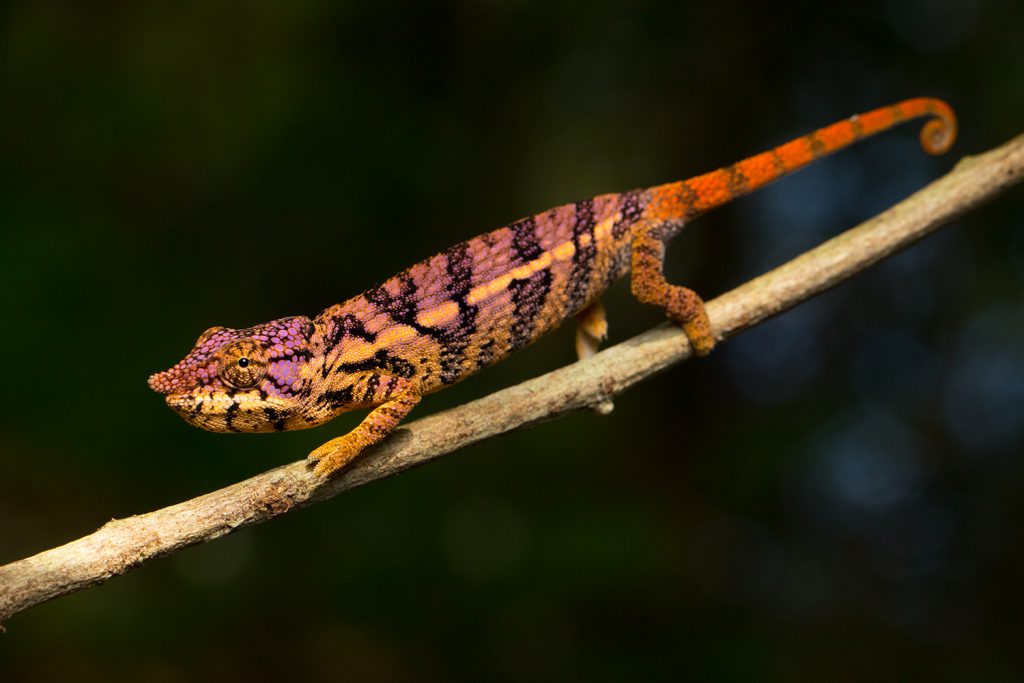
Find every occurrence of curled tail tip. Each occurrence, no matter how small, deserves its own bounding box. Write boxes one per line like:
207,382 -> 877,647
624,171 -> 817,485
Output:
920,98 -> 957,156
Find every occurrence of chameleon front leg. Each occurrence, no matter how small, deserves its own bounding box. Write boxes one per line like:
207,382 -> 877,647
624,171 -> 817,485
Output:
308,374 -> 422,478
630,222 -> 716,356
574,300 -> 609,360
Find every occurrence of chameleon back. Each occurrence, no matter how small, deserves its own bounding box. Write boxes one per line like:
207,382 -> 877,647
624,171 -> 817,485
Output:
312,190 -> 646,395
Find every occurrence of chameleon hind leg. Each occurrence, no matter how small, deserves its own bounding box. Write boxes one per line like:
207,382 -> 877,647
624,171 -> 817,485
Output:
308,375 -> 422,478
630,223 -> 716,356
575,300 -> 609,360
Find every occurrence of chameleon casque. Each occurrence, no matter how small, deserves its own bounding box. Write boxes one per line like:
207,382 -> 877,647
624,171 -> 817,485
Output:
149,98 -> 956,478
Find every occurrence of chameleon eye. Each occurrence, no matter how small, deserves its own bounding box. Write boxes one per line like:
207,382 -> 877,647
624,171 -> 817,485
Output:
217,339 -> 267,389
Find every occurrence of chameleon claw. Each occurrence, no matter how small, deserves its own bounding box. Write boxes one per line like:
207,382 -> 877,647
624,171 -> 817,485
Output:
308,435 -> 364,479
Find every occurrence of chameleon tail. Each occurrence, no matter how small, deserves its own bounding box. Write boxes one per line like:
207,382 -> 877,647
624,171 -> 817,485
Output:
632,97 -> 956,357
644,97 -> 957,222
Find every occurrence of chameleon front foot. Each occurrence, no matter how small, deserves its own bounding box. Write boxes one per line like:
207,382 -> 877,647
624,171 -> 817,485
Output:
307,379 -> 423,479
308,434 -> 366,478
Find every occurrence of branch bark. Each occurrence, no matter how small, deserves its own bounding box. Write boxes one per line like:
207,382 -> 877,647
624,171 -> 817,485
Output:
2,133 -> 1023,626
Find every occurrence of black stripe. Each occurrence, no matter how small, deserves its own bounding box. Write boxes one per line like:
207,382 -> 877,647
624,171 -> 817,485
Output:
225,401 -> 240,432
263,407 -> 287,431
725,164 -> 750,196
566,199 -> 596,312
612,190 -> 644,238
326,313 -> 377,348
678,181 -> 702,220
507,267 -> 553,351
769,149 -> 788,174
364,273 -> 425,334
510,217 -> 542,264
335,349 -> 416,379
475,338 -> 496,370
319,385 -> 355,409
364,268 -> 457,348
362,373 -> 381,403
319,275 -> 436,381
806,132 -> 826,159
437,242 -> 481,384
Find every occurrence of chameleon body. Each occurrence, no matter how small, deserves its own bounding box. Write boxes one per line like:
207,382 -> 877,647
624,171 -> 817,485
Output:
149,98 -> 956,477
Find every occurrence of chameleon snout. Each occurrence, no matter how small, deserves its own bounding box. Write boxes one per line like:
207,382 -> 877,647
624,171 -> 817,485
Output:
148,368 -> 188,396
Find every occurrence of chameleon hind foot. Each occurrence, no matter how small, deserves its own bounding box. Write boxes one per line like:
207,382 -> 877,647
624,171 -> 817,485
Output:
574,300 -> 609,360
629,224 -> 716,356
663,284 -> 715,356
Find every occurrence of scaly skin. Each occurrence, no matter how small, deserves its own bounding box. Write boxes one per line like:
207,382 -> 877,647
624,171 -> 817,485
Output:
149,98 -> 957,477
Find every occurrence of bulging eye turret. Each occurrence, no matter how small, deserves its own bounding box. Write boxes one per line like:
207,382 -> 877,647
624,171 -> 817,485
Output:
217,338 -> 267,389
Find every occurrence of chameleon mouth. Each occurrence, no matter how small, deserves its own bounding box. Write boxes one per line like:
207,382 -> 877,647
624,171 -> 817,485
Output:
164,392 -> 194,410
162,388 -> 290,433
161,390 -> 230,430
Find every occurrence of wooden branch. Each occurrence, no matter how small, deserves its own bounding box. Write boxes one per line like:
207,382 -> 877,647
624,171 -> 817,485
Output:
2,132 -> 1022,627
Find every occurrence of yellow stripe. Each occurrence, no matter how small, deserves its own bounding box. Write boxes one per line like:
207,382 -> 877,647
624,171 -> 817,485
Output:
466,246 -> 561,305
337,235 -> 587,366
416,300 -> 459,327
376,325 -> 419,348
551,239 -> 576,261
593,212 -> 619,244
464,236 -> 581,305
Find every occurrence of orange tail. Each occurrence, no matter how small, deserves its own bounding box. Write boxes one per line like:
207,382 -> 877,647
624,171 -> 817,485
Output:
645,97 -> 957,222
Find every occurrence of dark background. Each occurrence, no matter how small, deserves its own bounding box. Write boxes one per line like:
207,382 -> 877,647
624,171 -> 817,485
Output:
2,1 -> 1023,681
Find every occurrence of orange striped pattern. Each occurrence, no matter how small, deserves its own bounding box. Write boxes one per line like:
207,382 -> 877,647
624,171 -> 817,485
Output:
645,97 -> 956,223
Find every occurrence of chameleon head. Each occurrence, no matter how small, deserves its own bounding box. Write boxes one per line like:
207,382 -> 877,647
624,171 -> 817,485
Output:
148,315 -> 317,432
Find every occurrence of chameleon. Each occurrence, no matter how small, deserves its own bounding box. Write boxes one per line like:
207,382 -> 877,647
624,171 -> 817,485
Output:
149,97 -> 956,478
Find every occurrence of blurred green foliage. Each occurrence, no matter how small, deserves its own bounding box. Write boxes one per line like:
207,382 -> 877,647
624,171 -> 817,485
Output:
1,1 -> 1023,681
